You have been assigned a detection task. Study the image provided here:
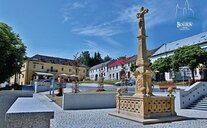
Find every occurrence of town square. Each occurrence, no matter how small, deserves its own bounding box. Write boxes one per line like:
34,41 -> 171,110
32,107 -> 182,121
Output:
1,0 -> 207,128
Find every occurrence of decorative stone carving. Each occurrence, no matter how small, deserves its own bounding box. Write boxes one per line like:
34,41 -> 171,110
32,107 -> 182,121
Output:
168,87 -> 174,96
111,6 -> 177,121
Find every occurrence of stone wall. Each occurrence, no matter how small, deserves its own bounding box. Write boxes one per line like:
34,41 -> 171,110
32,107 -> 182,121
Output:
62,92 -> 133,110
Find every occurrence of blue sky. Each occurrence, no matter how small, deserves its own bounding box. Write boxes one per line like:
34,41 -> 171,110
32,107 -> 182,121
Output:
0,0 -> 207,59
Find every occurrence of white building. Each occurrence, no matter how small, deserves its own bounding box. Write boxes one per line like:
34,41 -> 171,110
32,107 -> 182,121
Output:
89,48 -> 159,81
108,57 -> 130,80
89,60 -> 113,80
150,31 -> 207,82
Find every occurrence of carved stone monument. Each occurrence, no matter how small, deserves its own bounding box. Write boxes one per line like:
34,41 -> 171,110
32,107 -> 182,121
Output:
109,7 -> 185,124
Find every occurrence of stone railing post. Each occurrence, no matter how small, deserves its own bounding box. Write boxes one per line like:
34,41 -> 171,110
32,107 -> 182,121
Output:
116,88 -> 122,113
168,87 -> 177,116
170,95 -> 176,115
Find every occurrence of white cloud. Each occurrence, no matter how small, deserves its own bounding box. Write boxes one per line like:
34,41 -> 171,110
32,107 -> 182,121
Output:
116,5 -> 139,23
72,24 -> 121,37
116,1 -> 176,28
70,2 -> 85,9
61,2 -> 86,23
102,37 -> 122,47
62,15 -> 71,23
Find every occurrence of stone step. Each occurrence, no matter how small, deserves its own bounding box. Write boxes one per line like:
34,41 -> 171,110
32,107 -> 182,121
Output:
191,100 -> 205,103
188,96 -> 207,110
191,106 -> 207,109
191,102 -> 207,105
189,105 -> 207,108
199,98 -> 207,101
192,108 -> 207,111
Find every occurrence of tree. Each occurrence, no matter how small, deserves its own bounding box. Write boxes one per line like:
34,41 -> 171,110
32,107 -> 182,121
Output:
79,51 -> 90,67
172,45 -> 207,83
103,55 -> 111,62
92,52 -> 103,66
96,52 -> 104,64
79,51 -> 106,67
117,56 -> 126,60
0,22 -> 26,83
69,53 -> 82,93
151,57 -> 172,81
130,62 -> 138,72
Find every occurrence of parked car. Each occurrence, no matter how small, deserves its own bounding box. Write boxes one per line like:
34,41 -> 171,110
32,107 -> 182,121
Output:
115,79 -> 135,86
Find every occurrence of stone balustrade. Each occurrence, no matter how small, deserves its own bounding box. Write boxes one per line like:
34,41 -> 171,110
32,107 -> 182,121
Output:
116,95 -> 176,119
176,82 -> 207,108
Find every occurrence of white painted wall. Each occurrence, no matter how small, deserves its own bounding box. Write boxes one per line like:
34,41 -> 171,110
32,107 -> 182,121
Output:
108,65 -> 122,80
89,66 -> 110,80
176,82 -> 207,108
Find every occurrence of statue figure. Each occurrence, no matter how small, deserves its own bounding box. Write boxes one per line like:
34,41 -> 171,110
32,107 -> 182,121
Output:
137,7 -> 149,36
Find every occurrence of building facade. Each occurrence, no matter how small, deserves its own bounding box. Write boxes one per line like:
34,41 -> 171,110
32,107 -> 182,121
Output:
10,54 -> 87,85
89,60 -> 113,81
108,57 -> 130,80
150,31 -> 207,81
88,49 -> 159,81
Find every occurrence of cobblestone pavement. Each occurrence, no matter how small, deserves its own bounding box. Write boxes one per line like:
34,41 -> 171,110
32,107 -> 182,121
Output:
32,89 -> 207,128
50,108 -> 207,128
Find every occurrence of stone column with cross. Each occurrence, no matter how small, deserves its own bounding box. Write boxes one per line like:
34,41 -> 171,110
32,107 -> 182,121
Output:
134,7 -> 153,97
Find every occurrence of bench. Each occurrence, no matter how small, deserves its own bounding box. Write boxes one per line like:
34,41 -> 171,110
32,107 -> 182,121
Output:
159,84 -> 176,91
5,98 -> 54,128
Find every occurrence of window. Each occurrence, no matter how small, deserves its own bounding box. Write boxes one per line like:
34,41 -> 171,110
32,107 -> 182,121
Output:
69,68 -> 71,72
194,70 -> 197,76
41,65 -> 44,69
116,65 -> 118,69
109,74 -> 111,78
113,73 -> 114,78
51,66 -> 53,71
62,67 -> 64,71
83,70 -> 85,73
33,64 -> 36,69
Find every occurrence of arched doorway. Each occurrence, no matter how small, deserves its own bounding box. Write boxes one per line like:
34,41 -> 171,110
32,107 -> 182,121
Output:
95,74 -> 98,81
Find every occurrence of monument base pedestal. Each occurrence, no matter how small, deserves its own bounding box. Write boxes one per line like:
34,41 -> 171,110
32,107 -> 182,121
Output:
109,95 -> 186,124
109,112 -> 186,125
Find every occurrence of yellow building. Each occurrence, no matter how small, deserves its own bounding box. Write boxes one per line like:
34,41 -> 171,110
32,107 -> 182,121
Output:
10,54 -> 87,85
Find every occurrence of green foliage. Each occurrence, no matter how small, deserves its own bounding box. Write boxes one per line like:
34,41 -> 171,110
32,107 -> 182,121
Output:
94,52 -> 104,65
79,51 -> 111,67
151,57 -> 172,73
0,22 -> 26,83
130,62 -> 138,72
79,51 -> 90,67
103,55 -> 111,62
172,45 -> 207,83
117,56 -> 126,60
